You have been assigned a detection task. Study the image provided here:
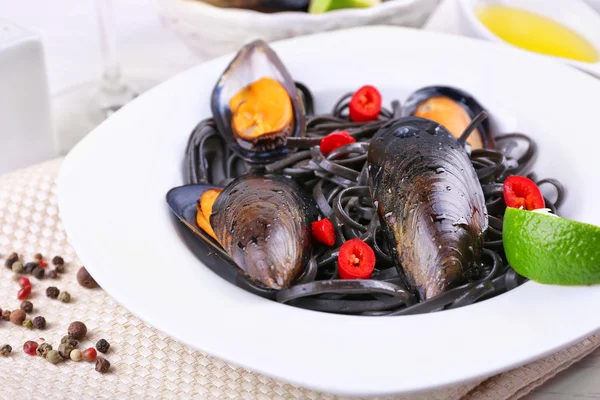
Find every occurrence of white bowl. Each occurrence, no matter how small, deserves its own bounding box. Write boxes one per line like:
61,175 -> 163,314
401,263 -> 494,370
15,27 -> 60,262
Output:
58,27 -> 600,396
156,0 -> 441,59
456,0 -> 600,79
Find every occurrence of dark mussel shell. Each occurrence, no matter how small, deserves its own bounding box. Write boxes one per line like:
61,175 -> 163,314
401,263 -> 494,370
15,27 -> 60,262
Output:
211,40 -> 306,164
166,184 -> 277,299
201,0 -> 309,12
405,86 -> 496,149
368,117 -> 488,300
211,174 -> 318,290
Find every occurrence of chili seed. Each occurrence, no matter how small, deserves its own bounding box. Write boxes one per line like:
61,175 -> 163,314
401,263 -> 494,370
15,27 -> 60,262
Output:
20,300 -> 33,313
11,261 -> 24,274
33,316 -> 46,330
47,270 -> 58,279
0,344 -> 12,356
46,350 -> 61,364
58,343 -> 74,359
95,357 -> 110,373
32,266 -> 45,279
82,347 -> 97,362
46,286 -> 59,299
36,342 -> 52,358
23,341 -> 38,355
58,291 -> 71,303
10,309 -> 25,325
24,262 -> 37,274
23,318 -> 33,329
52,256 -> 64,266
70,348 -> 82,361
60,336 -> 78,347
96,339 -> 110,353
2,310 -> 11,321
76,267 -> 98,289
68,321 -> 87,340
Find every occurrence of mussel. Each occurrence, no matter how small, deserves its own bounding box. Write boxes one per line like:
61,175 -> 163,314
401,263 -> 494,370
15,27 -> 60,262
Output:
404,86 -> 496,150
201,0 -> 309,12
211,40 -> 306,164
368,116 -> 488,300
210,174 -> 318,289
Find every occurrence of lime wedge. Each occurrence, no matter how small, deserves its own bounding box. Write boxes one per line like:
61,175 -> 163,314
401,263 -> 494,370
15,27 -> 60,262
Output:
503,207 -> 600,285
309,0 -> 381,14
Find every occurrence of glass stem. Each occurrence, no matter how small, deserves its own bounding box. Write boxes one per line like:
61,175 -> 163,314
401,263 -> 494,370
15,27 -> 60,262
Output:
95,0 -> 123,93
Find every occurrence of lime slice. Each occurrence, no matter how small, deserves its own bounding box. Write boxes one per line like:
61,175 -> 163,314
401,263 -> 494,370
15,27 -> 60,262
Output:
309,0 -> 381,14
503,207 -> 600,285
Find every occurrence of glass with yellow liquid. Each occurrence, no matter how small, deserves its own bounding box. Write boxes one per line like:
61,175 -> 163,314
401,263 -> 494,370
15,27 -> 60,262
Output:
475,4 -> 599,63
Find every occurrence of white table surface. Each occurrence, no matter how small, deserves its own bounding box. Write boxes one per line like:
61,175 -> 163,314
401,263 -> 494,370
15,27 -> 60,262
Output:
4,0 -> 600,398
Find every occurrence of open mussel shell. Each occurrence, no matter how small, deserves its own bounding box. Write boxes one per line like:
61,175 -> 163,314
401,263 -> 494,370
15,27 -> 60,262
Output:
404,86 -> 496,149
211,40 -> 306,164
210,174 -> 319,290
166,184 -> 277,299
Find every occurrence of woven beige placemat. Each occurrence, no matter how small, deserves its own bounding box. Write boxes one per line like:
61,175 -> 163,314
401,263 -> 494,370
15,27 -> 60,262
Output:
0,158 -> 598,400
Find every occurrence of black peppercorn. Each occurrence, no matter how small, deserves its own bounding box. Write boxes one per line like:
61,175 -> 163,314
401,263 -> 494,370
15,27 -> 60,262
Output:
33,316 -> 46,330
34,253 -> 43,262
96,339 -> 110,353
95,357 -> 110,373
5,252 -> 18,269
47,270 -> 58,279
68,321 -> 87,340
76,267 -> 99,288
32,266 -> 45,279
55,263 -> 65,273
24,262 -> 37,274
52,256 -> 64,266
20,301 -> 33,313
46,286 -> 60,299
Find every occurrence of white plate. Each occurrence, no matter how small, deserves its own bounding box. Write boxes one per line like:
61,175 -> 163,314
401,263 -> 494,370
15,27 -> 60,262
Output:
57,27 -> 600,396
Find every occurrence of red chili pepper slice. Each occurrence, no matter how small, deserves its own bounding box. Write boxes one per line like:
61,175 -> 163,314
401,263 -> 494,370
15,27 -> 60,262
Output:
319,131 -> 356,155
311,218 -> 336,246
338,238 -> 376,280
503,175 -> 545,210
349,85 -> 382,122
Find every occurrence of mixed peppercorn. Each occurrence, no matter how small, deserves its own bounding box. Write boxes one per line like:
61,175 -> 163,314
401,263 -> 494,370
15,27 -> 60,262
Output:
1,252 -> 111,373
